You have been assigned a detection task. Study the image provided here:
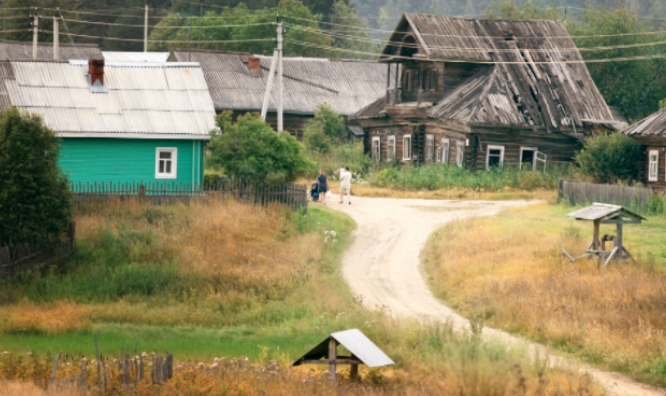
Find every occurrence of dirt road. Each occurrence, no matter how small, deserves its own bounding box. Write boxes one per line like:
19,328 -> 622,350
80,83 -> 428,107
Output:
330,196 -> 664,396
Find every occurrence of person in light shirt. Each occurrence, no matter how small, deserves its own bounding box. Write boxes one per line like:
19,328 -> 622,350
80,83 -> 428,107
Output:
339,166 -> 352,205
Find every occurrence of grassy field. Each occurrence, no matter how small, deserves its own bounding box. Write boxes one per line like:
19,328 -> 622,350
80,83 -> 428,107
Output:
0,197 -> 605,394
423,202 -> 666,386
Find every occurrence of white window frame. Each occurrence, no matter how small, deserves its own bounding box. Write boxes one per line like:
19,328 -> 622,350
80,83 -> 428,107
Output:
486,145 -> 505,170
387,135 -> 396,162
649,149 -> 659,182
436,146 -> 441,162
441,138 -> 450,164
519,147 -> 538,171
425,134 -> 435,161
403,135 -> 412,161
456,141 -> 464,167
155,147 -> 177,179
372,136 -> 381,162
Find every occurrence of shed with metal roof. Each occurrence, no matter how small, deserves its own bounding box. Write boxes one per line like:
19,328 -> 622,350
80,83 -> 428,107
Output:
169,49 -> 389,138
292,329 -> 393,381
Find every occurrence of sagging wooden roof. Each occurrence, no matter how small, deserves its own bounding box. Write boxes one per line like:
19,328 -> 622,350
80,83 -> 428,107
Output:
354,14 -> 622,132
623,107 -> 666,138
170,49 -> 390,116
0,39 -> 102,61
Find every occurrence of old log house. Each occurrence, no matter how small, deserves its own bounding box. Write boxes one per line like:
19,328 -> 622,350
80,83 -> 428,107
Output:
169,49 -> 389,139
349,14 -> 626,171
623,107 -> 666,191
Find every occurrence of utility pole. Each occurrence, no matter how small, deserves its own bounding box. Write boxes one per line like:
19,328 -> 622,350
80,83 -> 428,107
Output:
144,0 -> 149,52
53,16 -> 59,60
32,10 -> 38,59
277,15 -> 283,133
261,50 -> 278,122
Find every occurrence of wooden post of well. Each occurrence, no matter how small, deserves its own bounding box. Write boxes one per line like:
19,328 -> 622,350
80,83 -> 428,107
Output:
593,219 -> 600,251
349,353 -> 358,380
328,337 -> 337,382
616,218 -> 623,258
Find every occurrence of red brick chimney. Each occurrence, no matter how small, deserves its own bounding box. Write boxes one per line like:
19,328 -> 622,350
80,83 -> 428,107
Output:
248,56 -> 261,77
88,59 -> 105,86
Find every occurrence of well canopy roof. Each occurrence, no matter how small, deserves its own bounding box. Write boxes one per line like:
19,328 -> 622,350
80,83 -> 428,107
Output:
169,49 -> 390,116
0,60 -> 216,139
292,329 -> 394,368
567,203 -> 646,221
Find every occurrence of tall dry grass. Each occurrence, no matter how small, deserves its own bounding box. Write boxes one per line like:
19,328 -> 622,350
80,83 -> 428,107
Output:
424,203 -> 666,385
0,353 -> 602,396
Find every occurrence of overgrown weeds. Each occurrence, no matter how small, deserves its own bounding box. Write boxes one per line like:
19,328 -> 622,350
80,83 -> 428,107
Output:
0,326 -> 603,396
423,202 -> 666,386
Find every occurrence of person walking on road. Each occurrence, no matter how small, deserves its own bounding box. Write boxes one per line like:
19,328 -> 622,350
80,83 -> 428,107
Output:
339,167 -> 352,205
317,170 -> 328,205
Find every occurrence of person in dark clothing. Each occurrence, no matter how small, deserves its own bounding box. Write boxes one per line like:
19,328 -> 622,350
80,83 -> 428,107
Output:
317,170 -> 328,205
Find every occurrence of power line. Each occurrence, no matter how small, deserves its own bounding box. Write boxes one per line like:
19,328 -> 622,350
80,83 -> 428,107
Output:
61,18 -> 275,29
287,23 -> 666,46
39,29 -> 274,44
284,15 -> 666,39
285,38 -> 666,64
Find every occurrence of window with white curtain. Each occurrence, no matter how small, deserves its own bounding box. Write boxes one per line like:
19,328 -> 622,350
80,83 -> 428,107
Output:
649,150 -> 659,182
425,135 -> 434,161
403,135 -> 412,160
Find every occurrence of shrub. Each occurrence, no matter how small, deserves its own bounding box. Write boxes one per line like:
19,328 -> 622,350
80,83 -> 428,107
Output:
574,133 -> 641,184
307,142 -> 374,179
0,108 -> 71,243
208,111 -> 313,186
303,103 -> 346,153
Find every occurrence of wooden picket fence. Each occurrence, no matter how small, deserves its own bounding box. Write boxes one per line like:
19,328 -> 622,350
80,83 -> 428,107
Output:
70,178 -> 308,212
557,178 -> 655,209
0,222 -> 76,276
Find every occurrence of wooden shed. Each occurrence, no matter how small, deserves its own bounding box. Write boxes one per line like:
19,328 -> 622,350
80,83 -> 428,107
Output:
349,14 -> 627,171
292,329 -> 394,381
623,107 -> 666,191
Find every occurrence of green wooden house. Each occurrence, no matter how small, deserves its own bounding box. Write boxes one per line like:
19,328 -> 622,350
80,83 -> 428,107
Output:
0,58 -> 216,187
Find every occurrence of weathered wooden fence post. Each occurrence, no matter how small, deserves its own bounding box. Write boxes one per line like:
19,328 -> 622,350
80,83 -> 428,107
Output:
557,178 -> 564,203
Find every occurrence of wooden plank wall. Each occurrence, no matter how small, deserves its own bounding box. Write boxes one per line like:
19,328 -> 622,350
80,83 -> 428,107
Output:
559,179 -> 654,208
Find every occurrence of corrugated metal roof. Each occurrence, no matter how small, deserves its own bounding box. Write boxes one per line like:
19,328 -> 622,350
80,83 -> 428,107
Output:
1,60 -> 215,138
567,203 -> 645,221
102,51 -> 170,62
356,14 -> 619,132
292,329 -> 394,368
0,39 -> 102,61
170,49 -> 390,116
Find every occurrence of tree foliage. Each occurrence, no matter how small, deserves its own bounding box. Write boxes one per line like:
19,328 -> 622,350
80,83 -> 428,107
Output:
208,111 -> 312,185
303,103 -> 346,153
574,133 -> 641,184
0,108 -> 72,244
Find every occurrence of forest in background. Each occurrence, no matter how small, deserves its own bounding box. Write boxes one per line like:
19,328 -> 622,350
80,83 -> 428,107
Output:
0,0 -> 664,121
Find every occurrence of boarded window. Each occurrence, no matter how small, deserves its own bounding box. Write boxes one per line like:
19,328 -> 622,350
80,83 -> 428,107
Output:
387,136 -> 396,161
372,137 -> 381,161
426,135 -> 434,161
441,139 -> 450,163
403,135 -> 412,160
486,145 -> 505,170
649,150 -> 659,182
156,148 -> 177,179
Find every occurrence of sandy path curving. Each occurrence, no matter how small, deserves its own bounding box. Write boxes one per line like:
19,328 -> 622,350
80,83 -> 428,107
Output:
329,196 -> 665,396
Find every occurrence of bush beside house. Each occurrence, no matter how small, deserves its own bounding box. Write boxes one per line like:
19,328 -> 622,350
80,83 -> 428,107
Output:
0,109 -> 72,243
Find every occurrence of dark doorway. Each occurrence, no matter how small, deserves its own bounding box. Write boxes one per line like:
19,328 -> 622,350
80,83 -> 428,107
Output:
521,149 -> 536,171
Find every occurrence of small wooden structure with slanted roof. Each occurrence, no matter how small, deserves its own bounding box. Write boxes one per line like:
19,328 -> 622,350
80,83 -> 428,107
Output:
566,203 -> 645,267
292,329 -> 394,382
